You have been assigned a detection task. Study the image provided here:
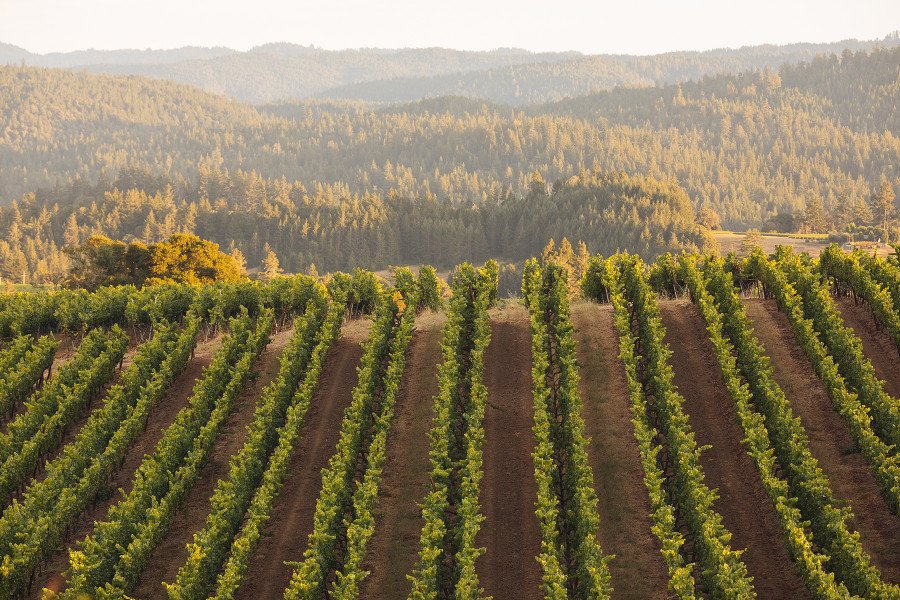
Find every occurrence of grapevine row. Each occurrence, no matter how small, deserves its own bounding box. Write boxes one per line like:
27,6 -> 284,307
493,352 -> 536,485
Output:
0,327 -> 128,500
0,315 -> 201,598
61,308 -> 274,598
523,259 -> 612,599
771,249 -> 900,450
595,256 -> 696,598
0,274 -> 324,339
283,271 -> 420,599
719,250 -> 897,598
0,335 -> 58,418
206,290 -> 347,600
678,255 -> 851,598
855,252 -> 900,317
749,249 -> 900,511
163,281 -> 338,599
408,262 -> 496,599
601,254 -> 755,598
819,246 -> 900,352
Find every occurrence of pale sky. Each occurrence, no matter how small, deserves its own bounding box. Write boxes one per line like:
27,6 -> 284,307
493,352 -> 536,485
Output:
1,0 -> 898,55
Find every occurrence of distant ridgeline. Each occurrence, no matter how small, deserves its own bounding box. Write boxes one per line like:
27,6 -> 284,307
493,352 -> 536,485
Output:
0,170 -> 709,285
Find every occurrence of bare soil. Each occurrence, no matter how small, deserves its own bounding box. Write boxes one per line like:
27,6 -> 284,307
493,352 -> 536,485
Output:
235,318 -> 372,600
131,326 -> 297,599
475,305 -> 543,600
743,298 -> 900,583
361,311 -> 446,600
833,297 -> 900,399
570,302 -> 671,600
660,300 -> 811,599
36,331 -> 225,598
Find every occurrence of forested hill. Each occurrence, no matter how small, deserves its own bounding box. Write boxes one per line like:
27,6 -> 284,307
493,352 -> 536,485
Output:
2,36 -> 896,104
0,170 -> 711,283
1,45 -> 897,226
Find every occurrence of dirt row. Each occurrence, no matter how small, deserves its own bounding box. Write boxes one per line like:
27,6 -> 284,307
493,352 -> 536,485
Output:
743,298 -> 900,584
27,293 -> 900,599
833,296 -> 900,398
361,311 -> 445,599
475,305 -> 543,599
660,300 -> 810,599
29,332 -> 148,487
0,331 -> 134,451
235,318 -> 371,600
132,326 -> 299,598
571,303 -> 671,600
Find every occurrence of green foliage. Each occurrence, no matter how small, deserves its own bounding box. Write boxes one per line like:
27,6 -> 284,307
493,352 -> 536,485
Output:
746,249 -> 900,513
408,262 -> 496,599
741,250 -> 897,597
769,249 -> 900,452
819,245 -> 900,353
62,309 -> 273,598
0,273 -> 343,339
677,255 -> 851,598
164,287 -> 342,599
0,316 -> 201,598
328,267 -> 383,316
207,296 -> 346,600
0,335 -> 57,417
0,327 -> 128,499
523,259 -> 612,599
596,257 -> 697,598
415,265 -> 444,312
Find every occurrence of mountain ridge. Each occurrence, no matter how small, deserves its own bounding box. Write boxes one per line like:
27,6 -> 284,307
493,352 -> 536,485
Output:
2,34 -> 897,104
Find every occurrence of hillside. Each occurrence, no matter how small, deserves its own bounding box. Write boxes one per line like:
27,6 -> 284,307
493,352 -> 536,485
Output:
0,46 -> 896,214
2,36 -> 896,104
0,170 -> 710,283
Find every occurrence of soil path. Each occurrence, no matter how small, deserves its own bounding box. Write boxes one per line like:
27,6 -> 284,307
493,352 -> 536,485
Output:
36,331 -> 225,598
361,311 -> 446,599
235,318 -> 371,600
131,326 -> 296,598
660,300 -> 810,599
475,305 -> 543,600
744,298 -> 900,583
571,302 -> 670,600
833,297 -> 900,399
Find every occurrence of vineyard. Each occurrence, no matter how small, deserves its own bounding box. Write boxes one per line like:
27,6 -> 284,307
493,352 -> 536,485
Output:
0,247 -> 898,599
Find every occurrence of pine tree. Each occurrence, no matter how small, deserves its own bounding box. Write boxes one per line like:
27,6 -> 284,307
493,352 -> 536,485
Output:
575,241 -> 590,282
261,244 -> 283,280
739,229 -> 762,257
63,214 -> 80,248
802,193 -> 827,233
541,239 -> 556,263
230,247 -> 247,275
872,176 -> 896,242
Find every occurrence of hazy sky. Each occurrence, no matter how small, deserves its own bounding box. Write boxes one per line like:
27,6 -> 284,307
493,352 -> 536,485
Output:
1,0 -> 898,55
